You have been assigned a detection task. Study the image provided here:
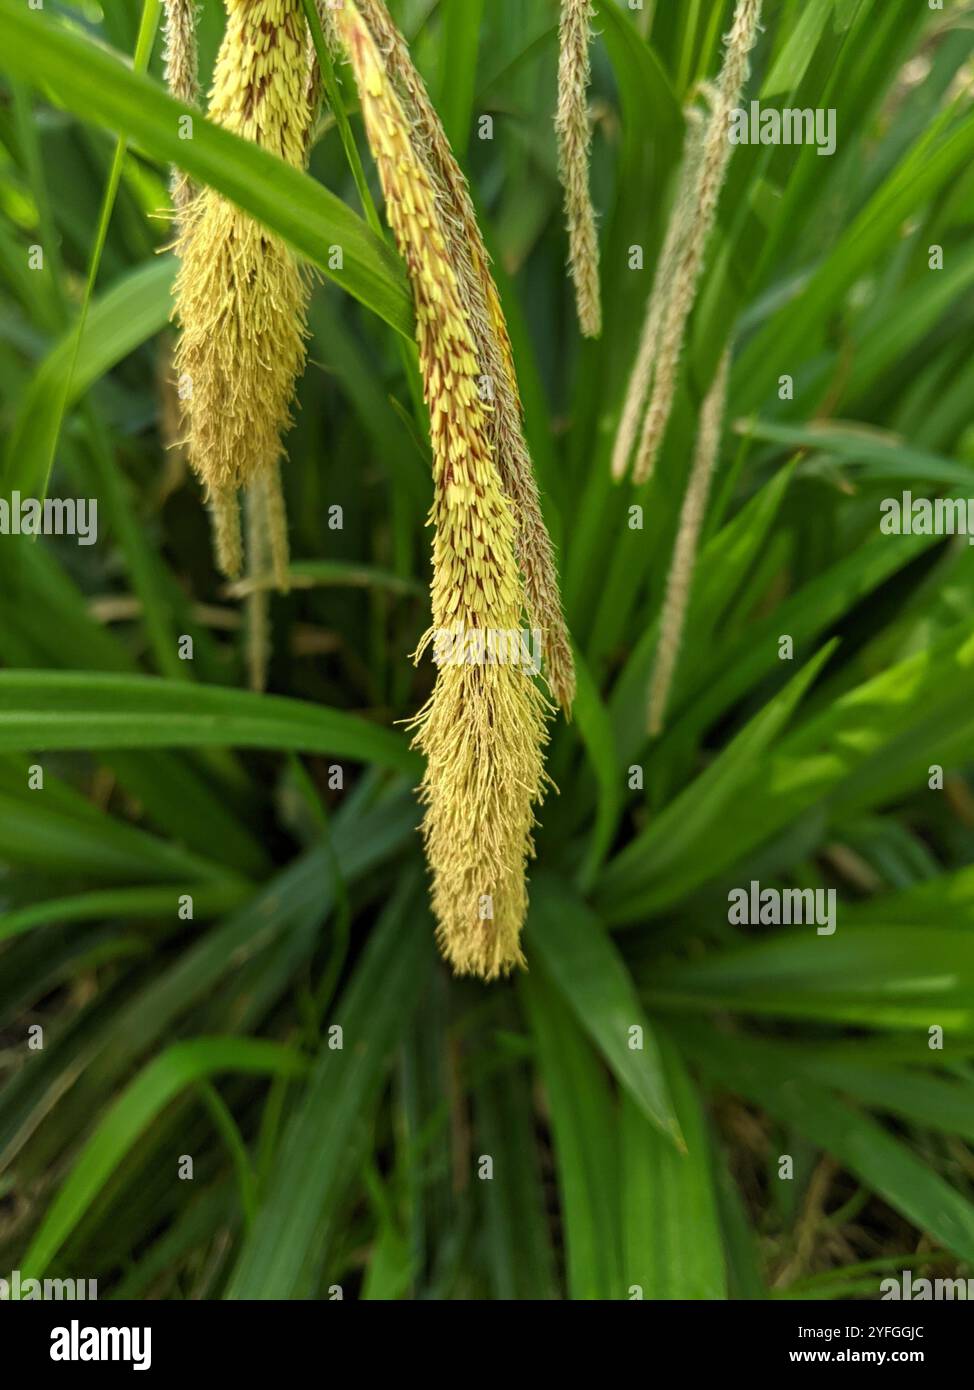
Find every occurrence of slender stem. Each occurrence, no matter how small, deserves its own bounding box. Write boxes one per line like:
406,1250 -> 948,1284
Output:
301,0 -> 383,237
197,1081 -> 259,1229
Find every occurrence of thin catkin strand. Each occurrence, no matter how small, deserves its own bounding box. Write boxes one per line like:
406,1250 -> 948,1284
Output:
162,0 -> 200,217
244,482 -> 271,693
332,0 -> 550,980
211,483 -> 243,579
260,461 -> 291,593
340,0 -> 576,712
155,332 -> 187,485
633,0 -> 761,483
556,0 -> 602,337
611,99 -> 708,483
647,347 -> 731,737
159,1 -> 198,518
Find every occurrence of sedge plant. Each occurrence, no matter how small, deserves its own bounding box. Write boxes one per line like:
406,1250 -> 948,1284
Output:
0,0 -> 972,1305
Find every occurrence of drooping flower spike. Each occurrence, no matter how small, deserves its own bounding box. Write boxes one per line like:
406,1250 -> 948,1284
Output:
613,0 -> 762,485
331,0 -> 553,979
556,0 -> 602,338
161,0 -> 200,219
611,94 -> 710,484
346,0 -> 576,714
647,346 -> 731,737
170,0 -> 314,584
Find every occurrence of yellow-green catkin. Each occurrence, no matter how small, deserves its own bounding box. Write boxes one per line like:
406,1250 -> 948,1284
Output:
172,0 -> 312,582
244,481 -> 271,693
333,0 -> 550,980
159,3 -> 198,521
611,96 -> 709,484
631,0 -> 761,483
346,0 -> 576,713
556,0 -> 602,338
647,347 -> 731,737
162,0 -> 200,218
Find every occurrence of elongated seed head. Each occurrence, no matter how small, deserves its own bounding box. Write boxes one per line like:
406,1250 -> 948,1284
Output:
162,0 -> 200,216
633,0 -> 761,482
612,100 -> 708,483
334,0 -> 550,979
349,0 -> 576,712
172,0 -> 312,576
647,348 -> 731,736
556,0 -> 602,338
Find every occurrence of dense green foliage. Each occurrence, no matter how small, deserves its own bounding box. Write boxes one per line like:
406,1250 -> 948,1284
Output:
0,0 -> 973,1300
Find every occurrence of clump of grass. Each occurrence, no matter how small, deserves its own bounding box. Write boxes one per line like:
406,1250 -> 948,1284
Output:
556,0 -> 602,338
3,0 -> 973,1308
331,0 -> 552,979
171,0 -> 313,583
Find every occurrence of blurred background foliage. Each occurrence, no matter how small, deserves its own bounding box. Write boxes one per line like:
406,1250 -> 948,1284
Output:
0,0 -> 973,1299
